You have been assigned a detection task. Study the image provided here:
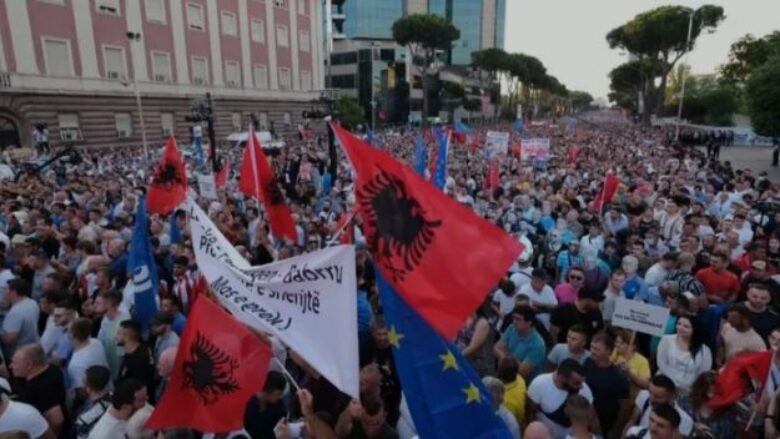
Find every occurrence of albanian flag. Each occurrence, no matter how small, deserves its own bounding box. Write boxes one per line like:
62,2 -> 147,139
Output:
239,126 -> 297,242
145,297 -> 272,433
148,136 -> 188,215
593,172 -> 620,214
332,124 -> 522,340
215,159 -> 230,189
707,350 -> 772,411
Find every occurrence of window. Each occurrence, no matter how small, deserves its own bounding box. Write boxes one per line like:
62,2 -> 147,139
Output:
278,67 -> 291,90
297,0 -> 306,14
258,112 -> 269,130
96,0 -> 120,15
187,3 -> 204,30
300,70 -> 311,91
191,57 -> 209,85
145,0 -> 166,24
58,114 -> 82,140
151,51 -> 171,82
224,61 -> 241,88
299,30 -> 310,52
43,38 -> 72,77
161,113 -> 175,136
276,25 -> 289,47
274,0 -> 287,8
103,46 -> 126,80
250,19 -> 265,43
115,113 -> 133,138
253,64 -> 268,89
231,113 -> 242,132
220,11 -> 237,37
283,112 -> 291,125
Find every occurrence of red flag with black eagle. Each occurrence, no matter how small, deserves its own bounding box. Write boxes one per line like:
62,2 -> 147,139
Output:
593,172 -> 619,214
147,136 -> 188,215
332,124 -> 523,339
145,297 -> 272,432
707,350 -> 772,411
239,127 -> 297,241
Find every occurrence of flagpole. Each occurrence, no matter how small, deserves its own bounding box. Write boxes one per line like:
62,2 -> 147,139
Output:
327,209 -> 358,245
248,127 -> 262,202
273,357 -> 301,392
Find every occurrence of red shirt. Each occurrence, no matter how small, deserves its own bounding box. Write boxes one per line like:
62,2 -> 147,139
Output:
696,267 -> 740,301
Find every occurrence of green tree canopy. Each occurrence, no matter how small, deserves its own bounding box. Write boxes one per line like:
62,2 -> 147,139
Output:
719,31 -> 780,84
570,91 -> 595,110
606,5 -> 725,123
746,54 -> 780,137
334,95 -> 365,129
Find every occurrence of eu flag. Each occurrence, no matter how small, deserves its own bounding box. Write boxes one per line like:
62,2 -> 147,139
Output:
376,271 -> 514,439
413,132 -> 427,177
128,196 -> 160,334
433,128 -> 449,190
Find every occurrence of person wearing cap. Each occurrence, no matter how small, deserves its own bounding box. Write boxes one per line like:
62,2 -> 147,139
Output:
1,278 -> 39,360
150,312 -> 179,363
0,376 -> 54,438
517,268 -> 557,329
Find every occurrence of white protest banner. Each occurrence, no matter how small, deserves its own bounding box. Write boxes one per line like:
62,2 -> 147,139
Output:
197,173 -> 218,200
187,199 -> 360,398
485,131 -> 509,158
612,298 -> 670,337
520,138 -> 551,161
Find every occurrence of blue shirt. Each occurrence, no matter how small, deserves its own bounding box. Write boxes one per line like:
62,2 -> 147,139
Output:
623,274 -> 649,301
556,251 -> 583,283
500,326 -> 546,379
357,290 -> 373,344
172,312 -> 186,336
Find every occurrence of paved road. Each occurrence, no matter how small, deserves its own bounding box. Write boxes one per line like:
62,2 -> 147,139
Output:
703,145 -> 780,182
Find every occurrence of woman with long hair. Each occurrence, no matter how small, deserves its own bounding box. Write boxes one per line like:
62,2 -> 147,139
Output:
656,314 -> 712,395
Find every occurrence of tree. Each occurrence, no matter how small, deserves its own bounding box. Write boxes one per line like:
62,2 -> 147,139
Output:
663,75 -> 738,126
334,95 -> 365,129
720,31 -> 780,84
570,91 -> 595,111
746,54 -> 780,137
393,14 -> 460,126
606,5 -> 725,124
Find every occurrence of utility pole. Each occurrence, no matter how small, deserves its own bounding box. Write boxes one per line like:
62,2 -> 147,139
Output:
675,11 -> 694,142
186,93 -> 218,173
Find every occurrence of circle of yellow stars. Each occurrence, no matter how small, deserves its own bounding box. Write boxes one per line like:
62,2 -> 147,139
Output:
388,326 -> 481,405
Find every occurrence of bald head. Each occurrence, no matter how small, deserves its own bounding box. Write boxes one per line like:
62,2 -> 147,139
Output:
157,347 -> 178,378
524,421 -> 553,439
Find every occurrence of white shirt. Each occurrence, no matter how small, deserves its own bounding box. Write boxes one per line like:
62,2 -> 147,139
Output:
580,234 -> 605,256
633,389 -> 694,436
68,338 -> 109,390
643,263 -> 668,288
510,268 -> 533,291
656,334 -> 713,392
88,410 -> 127,439
492,289 -> 518,326
528,373 -> 593,439
0,400 -> 49,437
518,283 -> 557,329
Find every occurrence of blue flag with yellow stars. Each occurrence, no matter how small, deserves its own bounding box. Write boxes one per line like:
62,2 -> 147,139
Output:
376,270 -> 514,439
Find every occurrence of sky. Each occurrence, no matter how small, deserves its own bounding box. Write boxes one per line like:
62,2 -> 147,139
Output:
504,0 -> 780,100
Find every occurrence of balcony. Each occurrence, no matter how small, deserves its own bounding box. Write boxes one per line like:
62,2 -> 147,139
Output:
0,73 -> 11,88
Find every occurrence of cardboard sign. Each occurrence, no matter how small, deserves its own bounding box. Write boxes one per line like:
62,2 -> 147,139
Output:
612,298 -> 670,337
197,173 -> 218,200
485,131 -> 509,158
520,138 -> 551,161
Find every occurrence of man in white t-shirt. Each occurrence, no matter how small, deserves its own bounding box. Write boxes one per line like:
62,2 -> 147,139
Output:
624,403 -> 683,439
0,377 -> 53,438
491,280 -> 518,329
88,378 -> 147,439
518,268 -> 557,329
67,318 -> 109,391
527,359 -> 594,438
622,374 -> 693,437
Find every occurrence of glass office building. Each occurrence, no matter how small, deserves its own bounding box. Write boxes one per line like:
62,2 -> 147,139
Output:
495,0 -> 506,49
342,0 -> 405,40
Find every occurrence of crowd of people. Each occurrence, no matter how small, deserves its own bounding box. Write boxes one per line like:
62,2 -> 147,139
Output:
0,111 -> 778,439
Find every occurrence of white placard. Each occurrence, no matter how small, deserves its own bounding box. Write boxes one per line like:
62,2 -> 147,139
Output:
197,173 -> 218,200
485,131 -> 509,158
520,138 -> 551,161
612,298 -> 670,337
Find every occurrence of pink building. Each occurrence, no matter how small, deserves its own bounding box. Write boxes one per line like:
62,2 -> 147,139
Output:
0,0 -> 325,148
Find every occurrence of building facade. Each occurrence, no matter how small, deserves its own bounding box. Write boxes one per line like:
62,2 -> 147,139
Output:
0,0 -> 325,149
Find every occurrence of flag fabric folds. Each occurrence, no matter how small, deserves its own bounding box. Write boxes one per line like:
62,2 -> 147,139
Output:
413,132 -> 428,177
239,126 -> 297,242
433,128 -> 450,190
566,146 -> 579,165
707,350 -> 772,411
593,172 -> 620,214
376,272 -> 514,439
453,121 -> 472,143
145,297 -> 272,433
332,124 -> 522,339
128,196 -> 160,334
215,159 -> 229,189
148,136 -> 188,215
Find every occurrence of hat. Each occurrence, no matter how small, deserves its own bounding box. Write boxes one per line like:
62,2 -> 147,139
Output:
11,234 -> 27,246
150,313 -> 173,327
752,260 -> 768,271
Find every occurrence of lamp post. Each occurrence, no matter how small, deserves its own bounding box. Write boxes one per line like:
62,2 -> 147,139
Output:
126,32 -> 148,158
675,11 -> 694,142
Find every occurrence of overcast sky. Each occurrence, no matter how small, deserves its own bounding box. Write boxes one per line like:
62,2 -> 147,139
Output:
503,0 -> 780,100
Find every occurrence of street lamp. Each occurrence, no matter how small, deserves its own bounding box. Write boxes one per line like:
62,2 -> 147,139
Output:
124,31 -> 148,158
675,11 -> 694,142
